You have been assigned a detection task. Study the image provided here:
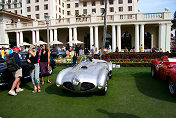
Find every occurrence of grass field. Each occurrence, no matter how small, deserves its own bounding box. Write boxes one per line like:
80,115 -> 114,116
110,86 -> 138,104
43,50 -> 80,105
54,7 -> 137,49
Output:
0,67 -> 176,118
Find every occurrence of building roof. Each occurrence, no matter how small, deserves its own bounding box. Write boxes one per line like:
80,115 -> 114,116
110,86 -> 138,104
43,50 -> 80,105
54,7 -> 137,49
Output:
0,9 -> 34,21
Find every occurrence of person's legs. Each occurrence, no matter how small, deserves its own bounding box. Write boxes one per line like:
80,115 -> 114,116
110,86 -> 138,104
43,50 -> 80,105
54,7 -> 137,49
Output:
41,77 -> 44,85
35,63 -> 40,84
10,77 -> 20,91
37,84 -> 40,92
34,63 -> 40,92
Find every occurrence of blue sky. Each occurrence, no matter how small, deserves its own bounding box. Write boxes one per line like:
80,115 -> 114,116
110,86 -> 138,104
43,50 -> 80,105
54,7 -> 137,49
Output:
138,0 -> 176,18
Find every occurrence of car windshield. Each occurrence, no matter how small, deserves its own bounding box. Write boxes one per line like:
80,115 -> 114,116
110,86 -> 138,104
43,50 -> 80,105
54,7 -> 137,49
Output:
80,57 -> 92,62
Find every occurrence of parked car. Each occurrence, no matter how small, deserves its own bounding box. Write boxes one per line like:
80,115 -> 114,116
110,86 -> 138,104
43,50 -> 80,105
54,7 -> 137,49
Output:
151,56 -> 176,97
56,57 -> 112,95
50,49 -> 66,58
0,52 -> 56,88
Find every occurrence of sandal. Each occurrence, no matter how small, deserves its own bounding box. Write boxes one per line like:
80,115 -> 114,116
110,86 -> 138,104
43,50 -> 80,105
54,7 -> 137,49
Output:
47,80 -> 51,84
38,88 -> 41,93
32,89 -> 37,93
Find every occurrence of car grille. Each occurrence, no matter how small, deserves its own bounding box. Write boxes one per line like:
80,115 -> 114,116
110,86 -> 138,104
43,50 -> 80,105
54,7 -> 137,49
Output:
80,82 -> 95,91
63,82 -> 75,91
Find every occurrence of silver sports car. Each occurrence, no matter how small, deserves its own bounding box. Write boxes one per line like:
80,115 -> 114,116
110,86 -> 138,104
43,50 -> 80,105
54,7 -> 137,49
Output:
56,57 -> 112,95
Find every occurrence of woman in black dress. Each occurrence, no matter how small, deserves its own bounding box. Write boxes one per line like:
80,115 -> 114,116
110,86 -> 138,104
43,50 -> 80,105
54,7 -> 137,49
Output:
39,44 -> 51,85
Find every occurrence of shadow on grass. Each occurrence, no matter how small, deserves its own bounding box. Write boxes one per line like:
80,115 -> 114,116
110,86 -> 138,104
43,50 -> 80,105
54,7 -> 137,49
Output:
96,109 -> 140,118
45,83 -> 98,97
134,72 -> 176,103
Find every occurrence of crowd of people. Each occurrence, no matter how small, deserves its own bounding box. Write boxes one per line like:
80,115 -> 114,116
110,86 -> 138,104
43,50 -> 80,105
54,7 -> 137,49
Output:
6,44 -> 51,96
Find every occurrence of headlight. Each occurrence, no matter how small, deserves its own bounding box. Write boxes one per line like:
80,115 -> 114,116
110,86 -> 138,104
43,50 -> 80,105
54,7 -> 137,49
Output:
98,86 -> 103,89
72,78 -> 79,86
56,84 -> 60,87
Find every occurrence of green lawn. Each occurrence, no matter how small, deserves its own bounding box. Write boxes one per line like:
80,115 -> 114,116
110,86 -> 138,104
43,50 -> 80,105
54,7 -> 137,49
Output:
0,67 -> 176,118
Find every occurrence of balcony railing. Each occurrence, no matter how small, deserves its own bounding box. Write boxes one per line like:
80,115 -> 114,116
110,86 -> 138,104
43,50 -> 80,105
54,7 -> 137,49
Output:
5,12 -> 170,30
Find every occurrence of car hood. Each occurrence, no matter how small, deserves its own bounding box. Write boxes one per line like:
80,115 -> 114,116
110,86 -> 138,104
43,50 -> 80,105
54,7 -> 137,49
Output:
0,65 -> 8,73
62,62 -> 106,84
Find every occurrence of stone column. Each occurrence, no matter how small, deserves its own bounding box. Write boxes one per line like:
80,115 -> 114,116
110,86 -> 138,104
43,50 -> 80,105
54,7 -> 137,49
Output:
151,34 -> 154,49
94,26 -> 99,51
135,24 -> 139,52
69,27 -> 73,46
36,30 -> 40,42
140,24 -> 144,52
50,29 -> 53,42
20,31 -> 23,44
5,32 -> 9,48
54,29 -> 58,41
90,26 -> 94,49
112,25 -> 116,52
16,32 -> 20,47
73,27 -> 77,41
166,23 -> 171,52
158,23 -> 165,51
32,30 -> 36,44
117,25 -> 121,51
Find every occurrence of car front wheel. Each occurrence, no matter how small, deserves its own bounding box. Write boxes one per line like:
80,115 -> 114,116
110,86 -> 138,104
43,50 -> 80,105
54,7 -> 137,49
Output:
58,55 -> 63,58
168,78 -> 176,97
99,81 -> 108,96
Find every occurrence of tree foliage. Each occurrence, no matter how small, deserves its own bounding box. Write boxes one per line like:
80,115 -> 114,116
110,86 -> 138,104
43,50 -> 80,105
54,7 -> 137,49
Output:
171,11 -> 176,30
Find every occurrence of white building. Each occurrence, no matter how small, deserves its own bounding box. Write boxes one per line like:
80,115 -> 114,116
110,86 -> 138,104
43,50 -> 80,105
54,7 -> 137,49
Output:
0,0 -> 172,52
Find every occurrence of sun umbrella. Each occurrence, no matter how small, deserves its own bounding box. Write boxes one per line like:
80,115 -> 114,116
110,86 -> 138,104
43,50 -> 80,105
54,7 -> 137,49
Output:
49,40 -> 63,45
34,41 -> 47,45
68,40 -> 84,44
19,42 -> 31,46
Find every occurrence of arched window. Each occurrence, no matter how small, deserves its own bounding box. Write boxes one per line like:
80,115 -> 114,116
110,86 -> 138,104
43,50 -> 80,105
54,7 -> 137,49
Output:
144,32 -> 151,49
121,31 -> 132,50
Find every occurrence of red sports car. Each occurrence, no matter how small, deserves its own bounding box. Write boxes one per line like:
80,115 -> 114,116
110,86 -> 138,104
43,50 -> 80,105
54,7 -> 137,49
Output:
151,56 -> 176,97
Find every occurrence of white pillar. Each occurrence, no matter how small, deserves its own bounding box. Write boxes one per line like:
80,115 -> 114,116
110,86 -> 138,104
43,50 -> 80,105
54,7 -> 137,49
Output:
20,31 -> 23,44
32,30 -> 36,44
151,34 -> 154,49
16,32 -> 20,47
135,24 -> 139,52
94,26 -> 99,51
90,26 -> 93,49
36,30 -> 40,42
5,32 -> 9,47
54,29 -> 58,41
69,27 -> 73,46
159,23 -> 165,51
140,24 -> 144,52
73,27 -> 77,41
117,25 -> 121,51
166,23 -> 171,52
112,25 -> 116,52
50,29 -> 53,42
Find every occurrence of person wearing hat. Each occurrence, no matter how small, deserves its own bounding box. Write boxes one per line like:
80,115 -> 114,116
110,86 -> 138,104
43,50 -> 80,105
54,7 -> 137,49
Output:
27,45 -> 40,93
8,47 -> 24,96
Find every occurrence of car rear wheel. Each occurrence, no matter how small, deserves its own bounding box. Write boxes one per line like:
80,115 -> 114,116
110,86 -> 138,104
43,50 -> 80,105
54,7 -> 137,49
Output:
109,71 -> 112,79
168,78 -> 176,97
48,66 -> 53,75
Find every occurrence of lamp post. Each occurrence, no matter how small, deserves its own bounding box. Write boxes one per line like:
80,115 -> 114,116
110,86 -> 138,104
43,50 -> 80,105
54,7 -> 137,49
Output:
100,0 -> 107,59
45,15 -> 50,52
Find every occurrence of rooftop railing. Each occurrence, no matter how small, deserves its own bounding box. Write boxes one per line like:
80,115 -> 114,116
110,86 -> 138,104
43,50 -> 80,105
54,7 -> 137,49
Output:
5,12 -> 171,30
